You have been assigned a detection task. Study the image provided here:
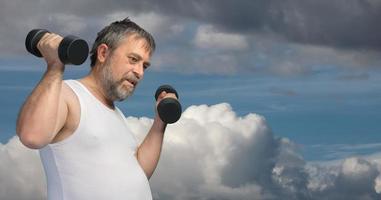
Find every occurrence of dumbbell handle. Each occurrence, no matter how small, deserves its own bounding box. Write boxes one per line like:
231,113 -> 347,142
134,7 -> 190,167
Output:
155,85 -> 182,124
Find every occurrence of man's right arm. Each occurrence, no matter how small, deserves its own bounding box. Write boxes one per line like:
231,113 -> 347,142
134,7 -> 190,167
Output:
16,33 -> 68,149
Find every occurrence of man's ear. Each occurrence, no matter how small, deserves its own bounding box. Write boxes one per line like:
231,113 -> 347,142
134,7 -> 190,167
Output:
97,44 -> 110,64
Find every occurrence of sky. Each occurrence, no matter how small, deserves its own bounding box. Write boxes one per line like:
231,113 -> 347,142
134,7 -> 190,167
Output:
0,0 -> 381,199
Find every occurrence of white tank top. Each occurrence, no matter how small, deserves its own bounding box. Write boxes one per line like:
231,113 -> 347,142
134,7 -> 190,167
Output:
39,80 -> 152,200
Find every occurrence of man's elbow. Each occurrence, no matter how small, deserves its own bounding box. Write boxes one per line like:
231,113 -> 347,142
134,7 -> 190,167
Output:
17,128 -> 49,149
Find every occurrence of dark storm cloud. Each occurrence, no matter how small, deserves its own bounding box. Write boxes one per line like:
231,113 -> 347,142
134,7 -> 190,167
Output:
1,0 -> 380,75
138,0 -> 381,50
2,0 -> 381,52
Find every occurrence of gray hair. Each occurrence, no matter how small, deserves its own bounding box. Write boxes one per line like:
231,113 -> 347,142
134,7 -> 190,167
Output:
90,18 -> 156,67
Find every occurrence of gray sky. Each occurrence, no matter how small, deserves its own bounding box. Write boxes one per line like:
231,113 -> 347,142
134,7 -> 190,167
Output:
1,0 -> 380,75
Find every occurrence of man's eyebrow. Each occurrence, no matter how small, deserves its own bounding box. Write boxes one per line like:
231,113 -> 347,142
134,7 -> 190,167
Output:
129,53 -> 142,60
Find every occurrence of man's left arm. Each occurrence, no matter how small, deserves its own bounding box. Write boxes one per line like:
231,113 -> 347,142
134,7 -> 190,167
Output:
136,92 -> 176,179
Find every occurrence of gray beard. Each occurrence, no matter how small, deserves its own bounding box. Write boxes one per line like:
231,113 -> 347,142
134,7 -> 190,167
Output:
99,62 -> 135,102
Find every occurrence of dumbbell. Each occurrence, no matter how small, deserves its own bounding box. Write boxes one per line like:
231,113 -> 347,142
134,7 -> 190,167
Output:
155,85 -> 182,124
25,29 -> 89,65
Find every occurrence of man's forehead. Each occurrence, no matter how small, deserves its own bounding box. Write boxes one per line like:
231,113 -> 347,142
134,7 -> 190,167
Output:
119,35 -> 152,59
123,34 -> 152,53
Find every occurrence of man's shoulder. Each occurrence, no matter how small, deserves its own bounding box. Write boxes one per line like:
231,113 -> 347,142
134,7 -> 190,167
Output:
61,80 -> 80,111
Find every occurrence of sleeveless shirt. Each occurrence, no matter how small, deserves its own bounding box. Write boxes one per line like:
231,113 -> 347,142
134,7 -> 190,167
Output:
39,80 -> 152,200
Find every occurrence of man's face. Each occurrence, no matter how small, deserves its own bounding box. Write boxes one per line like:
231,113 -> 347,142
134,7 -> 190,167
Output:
100,34 -> 152,101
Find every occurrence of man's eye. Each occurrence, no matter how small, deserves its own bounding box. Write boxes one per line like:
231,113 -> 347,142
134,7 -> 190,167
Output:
129,57 -> 138,63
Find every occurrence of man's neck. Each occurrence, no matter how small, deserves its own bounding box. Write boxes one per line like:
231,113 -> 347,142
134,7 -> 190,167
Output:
79,71 -> 115,110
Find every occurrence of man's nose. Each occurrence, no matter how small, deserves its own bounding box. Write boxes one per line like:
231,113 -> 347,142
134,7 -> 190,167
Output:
133,64 -> 144,79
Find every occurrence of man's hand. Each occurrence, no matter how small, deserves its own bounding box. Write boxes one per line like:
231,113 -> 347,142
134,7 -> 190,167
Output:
37,33 -> 64,70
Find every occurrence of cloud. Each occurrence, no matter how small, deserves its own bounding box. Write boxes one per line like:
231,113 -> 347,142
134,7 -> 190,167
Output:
375,175 -> 381,193
2,103 -> 381,199
307,157 -> 381,200
1,0 -> 381,76
0,136 -> 46,200
177,0 -> 381,50
122,103 -> 310,199
253,41 -> 381,76
194,25 -> 249,50
154,30 -> 381,75
103,11 -> 185,39
308,143 -> 381,161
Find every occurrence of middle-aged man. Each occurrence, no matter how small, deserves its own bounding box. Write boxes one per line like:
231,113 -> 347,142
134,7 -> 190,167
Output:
16,18 -> 176,199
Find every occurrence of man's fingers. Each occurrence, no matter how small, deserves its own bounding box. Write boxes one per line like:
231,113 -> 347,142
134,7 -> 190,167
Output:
157,91 -> 177,102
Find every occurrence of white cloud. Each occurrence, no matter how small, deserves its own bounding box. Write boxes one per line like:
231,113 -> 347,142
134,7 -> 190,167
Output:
306,157 -> 380,199
45,13 -> 88,34
0,136 -> 46,200
342,157 -> 373,176
104,11 -> 185,38
1,103 -> 381,199
194,25 -> 249,50
375,175 -> 381,193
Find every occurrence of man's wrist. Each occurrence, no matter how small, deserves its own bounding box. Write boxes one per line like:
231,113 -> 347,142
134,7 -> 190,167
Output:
47,60 -> 65,72
153,115 -> 167,133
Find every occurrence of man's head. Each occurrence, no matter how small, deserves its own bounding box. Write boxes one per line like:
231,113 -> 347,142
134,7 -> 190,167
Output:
90,18 -> 155,102
90,18 -> 155,67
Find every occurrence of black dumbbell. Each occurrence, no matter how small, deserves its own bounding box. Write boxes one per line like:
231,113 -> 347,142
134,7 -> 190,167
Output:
25,29 -> 89,65
155,85 -> 182,124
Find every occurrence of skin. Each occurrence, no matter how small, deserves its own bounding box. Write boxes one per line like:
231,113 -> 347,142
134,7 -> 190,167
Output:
16,32 -> 176,179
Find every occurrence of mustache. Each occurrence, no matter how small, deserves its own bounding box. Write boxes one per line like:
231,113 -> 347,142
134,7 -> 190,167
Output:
120,74 -> 139,85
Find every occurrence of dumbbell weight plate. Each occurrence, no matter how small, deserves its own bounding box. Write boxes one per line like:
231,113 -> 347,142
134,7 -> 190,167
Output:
155,85 -> 182,124
25,29 -> 50,57
155,85 -> 179,100
58,35 -> 89,65
157,98 -> 182,124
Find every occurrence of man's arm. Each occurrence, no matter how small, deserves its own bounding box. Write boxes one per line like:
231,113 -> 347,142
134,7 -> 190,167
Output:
16,33 -> 68,149
136,116 -> 166,179
136,92 -> 176,179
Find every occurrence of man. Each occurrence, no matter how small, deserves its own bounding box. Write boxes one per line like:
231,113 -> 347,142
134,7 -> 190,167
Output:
16,18 -> 174,199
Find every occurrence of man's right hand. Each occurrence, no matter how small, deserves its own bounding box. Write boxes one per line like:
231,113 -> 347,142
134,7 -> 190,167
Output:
37,33 -> 65,70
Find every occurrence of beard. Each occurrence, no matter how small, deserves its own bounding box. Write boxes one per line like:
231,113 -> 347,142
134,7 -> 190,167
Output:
99,58 -> 138,102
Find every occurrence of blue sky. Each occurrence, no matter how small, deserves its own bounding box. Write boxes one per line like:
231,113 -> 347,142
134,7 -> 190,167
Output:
1,0 -> 381,199
1,57 -> 380,161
